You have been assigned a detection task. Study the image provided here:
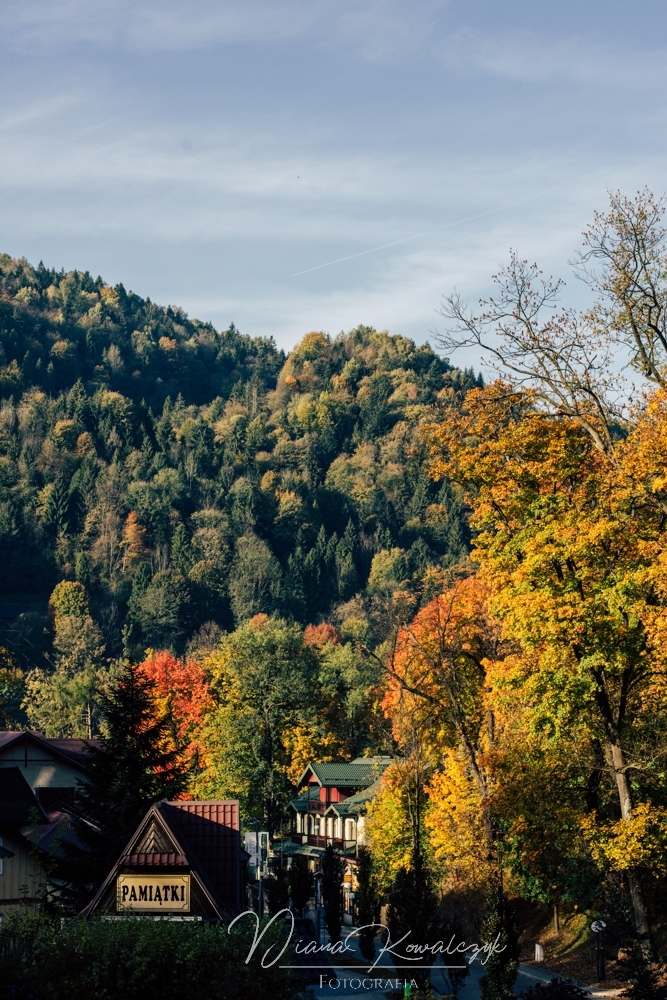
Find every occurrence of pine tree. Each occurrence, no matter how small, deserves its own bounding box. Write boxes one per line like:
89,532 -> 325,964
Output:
65,661 -> 187,908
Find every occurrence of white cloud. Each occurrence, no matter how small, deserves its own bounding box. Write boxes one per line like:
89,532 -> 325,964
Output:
438,26 -> 667,88
1,0 -> 446,59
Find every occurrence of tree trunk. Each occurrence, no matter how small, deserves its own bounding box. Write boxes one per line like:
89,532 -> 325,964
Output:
606,740 -> 655,962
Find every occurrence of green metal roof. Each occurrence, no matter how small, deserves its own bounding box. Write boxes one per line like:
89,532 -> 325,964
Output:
273,841 -> 326,858
298,757 -> 392,789
286,791 -> 310,813
324,778 -> 383,817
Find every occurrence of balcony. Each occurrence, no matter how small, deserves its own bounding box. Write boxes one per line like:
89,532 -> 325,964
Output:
290,834 -> 358,852
306,799 -> 327,813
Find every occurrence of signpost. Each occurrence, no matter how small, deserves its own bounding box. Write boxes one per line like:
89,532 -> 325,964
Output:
244,831 -> 269,915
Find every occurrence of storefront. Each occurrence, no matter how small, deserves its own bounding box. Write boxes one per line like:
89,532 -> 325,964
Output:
85,799 -> 248,920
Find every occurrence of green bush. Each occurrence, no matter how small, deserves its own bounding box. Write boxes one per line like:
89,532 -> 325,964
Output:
0,910 -> 298,1000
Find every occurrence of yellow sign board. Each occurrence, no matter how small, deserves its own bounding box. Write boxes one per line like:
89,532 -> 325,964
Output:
116,874 -> 190,912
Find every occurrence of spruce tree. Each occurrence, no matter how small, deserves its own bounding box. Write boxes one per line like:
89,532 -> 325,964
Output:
479,887 -> 520,1000
265,858 -> 290,916
65,661 -> 187,909
386,851 -> 440,990
321,844 -> 345,944
355,846 -> 380,963
289,855 -> 312,917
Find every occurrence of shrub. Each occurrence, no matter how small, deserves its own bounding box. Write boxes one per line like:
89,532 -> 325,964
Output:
0,911 -> 297,1000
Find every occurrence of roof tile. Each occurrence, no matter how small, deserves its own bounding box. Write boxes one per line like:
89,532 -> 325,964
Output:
121,852 -> 188,867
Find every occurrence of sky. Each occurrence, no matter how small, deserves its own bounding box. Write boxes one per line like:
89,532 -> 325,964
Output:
2,1 -> 667,360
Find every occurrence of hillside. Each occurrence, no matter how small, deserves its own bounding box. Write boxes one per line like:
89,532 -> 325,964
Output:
0,254 -> 479,668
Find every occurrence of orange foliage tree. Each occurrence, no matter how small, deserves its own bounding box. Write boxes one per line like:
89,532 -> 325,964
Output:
136,650 -> 214,772
427,379 -> 667,954
381,575 -> 510,876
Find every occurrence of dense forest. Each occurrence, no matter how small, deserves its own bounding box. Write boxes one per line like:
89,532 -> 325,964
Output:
0,252 -> 479,745
6,191 -> 667,988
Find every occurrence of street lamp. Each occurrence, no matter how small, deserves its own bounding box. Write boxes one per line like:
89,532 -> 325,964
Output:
591,919 -> 606,982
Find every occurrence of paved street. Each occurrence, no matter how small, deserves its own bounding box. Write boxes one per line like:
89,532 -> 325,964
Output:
296,920 -> 608,999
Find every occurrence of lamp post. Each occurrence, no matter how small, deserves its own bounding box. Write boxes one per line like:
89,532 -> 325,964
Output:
591,920 -> 606,982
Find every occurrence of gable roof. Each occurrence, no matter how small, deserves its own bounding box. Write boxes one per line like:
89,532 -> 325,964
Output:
84,799 -> 243,921
0,731 -> 96,771
286,790 -> 310,813
21,807 -> 87,855
324,777 -> 383,817
297,757 -> 393,789
162,801 -> 242,914
0,767 -> 48,826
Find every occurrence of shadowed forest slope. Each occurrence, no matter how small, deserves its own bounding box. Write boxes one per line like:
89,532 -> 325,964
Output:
0,254 -> 479,662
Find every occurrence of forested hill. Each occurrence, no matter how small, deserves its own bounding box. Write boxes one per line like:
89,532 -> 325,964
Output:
0,255 -> 283,406
0,253 -> 480,660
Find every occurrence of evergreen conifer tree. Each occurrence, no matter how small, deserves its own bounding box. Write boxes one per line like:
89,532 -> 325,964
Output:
386,851 -> 440,990
65,661 -> 187,908
355,846 -> 380,962
265,858 -> 290,916
321,844 -> 344,944
171,523 -> 194,576
479,887 -> 520,1000
289,855 -> 312,917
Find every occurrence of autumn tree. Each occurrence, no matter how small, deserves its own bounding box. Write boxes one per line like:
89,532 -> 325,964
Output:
576,189 -> 667,388
382,575 -> 506,852
429,193 -> 667,957
136,649 -> 213,769
194,615 -> 320,832
428,382 -> 665,957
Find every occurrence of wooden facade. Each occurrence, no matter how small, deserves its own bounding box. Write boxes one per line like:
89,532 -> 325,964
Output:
0,731 -> 90,802
0,732 -> 91,917
86,800 -> 248,921
0,824 -> 46,916
285,757 -> 391,860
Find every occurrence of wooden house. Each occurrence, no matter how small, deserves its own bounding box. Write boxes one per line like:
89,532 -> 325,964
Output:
0,767 -> 50,916
0,731 -> 92,808
85,800 -> 248,920
286,756 -> 392,859
0,732 -> 96,916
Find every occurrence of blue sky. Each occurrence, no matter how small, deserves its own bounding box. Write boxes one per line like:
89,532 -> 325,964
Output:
2,1 -> 667,359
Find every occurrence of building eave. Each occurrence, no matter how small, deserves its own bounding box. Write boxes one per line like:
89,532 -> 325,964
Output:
82,802 -> 233,921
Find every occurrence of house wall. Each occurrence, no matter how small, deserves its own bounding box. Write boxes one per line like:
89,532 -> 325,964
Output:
0,742 -> 82,792
0,830 -> 46,916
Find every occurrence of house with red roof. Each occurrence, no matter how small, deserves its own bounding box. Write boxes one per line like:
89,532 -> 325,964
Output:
85,799 -> 248,920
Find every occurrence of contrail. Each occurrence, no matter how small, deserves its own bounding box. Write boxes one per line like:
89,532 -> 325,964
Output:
288,169 -> 608,278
